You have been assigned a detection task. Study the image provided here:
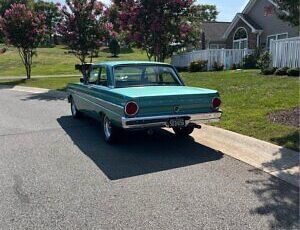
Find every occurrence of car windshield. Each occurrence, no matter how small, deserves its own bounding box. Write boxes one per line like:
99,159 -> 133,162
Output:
113,65 -> 181,88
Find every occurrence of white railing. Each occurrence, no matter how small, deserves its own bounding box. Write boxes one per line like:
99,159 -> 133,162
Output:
270,37 -> 300,68
171,49 -> 252,70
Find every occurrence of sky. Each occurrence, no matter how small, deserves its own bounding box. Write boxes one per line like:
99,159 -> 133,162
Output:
197,0 -> 249,22
51,0 -> 249,22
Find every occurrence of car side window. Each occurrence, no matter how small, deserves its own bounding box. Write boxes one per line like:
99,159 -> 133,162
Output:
88,67 -> 100,84
99,67 -> 108,86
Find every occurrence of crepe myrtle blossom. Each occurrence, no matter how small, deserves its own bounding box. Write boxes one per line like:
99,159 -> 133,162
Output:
0,3 -> 46,79
57,0 -> 112,63
117,0 -> 197,62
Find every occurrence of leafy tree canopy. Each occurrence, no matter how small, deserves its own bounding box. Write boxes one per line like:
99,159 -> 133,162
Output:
0,3 -> 46,79
189,4 -> 218,22
0,0 -> 34,16
57,0 -> 112,63
274,0 -> 299,26
34,0 -> 61,44
117,0 -> 199,62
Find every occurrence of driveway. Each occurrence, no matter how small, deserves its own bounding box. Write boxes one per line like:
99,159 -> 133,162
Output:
0,89 -> 299,229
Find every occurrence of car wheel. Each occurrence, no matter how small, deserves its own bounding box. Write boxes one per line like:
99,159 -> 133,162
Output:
70,97 -> 81,119
173,126 -> 194,137
102,115 -> 119,144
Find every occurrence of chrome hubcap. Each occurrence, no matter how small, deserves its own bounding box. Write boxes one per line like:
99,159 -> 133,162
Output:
104,117 -> 112,138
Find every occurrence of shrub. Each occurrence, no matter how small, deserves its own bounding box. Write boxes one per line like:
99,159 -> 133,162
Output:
212,62 -> 224,71
287,68 -> 300,77
274,67 -> 289,76
261,67 -> 277,75
236,63 -> 242,69
0,47 -> 7,54
257,51 -> 271,72
109,38 -> 120,57
189,60 -> 208,72
230,63 -> 237,70
243,54 -> 257,69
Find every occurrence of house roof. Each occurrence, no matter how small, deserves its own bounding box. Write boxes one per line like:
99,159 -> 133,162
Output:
202,22 -> 231,42
222,0 -> 290,39
222,13 -> 263,39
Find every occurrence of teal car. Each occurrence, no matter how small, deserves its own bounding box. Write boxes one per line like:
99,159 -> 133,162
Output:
67,61 -> 222,143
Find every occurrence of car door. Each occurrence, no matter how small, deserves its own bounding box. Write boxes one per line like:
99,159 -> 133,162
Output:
84,66 -> 111,119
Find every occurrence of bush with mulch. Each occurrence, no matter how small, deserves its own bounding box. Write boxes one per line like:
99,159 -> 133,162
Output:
189,60 -> 208,72
261,67 -> 277,75
287,68 -> 299,77
274,67 -> 289,76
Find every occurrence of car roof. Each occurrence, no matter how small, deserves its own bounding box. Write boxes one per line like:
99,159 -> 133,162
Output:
94,61 -> 171,67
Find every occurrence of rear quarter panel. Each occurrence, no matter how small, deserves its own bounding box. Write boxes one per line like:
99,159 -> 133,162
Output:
67,83 -> 129,126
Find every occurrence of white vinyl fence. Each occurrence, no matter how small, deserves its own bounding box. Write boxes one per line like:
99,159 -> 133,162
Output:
270,37 -> 300,68
171,49 -> 253,70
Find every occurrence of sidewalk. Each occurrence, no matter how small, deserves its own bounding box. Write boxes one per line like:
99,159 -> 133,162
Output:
0,74 -> 81,80
2,85 -> 299,187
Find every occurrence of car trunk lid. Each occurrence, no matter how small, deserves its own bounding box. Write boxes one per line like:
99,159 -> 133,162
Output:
111,86 -> 220,116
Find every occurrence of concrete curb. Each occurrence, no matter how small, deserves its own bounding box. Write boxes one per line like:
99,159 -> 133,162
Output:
192,125 -> 299,187
2,85 -> 299,187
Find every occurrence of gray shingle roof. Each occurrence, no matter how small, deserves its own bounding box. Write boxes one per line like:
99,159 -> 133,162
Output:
202,22 -> 231,42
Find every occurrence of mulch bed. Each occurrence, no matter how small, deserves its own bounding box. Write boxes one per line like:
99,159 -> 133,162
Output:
268,107 -> 300,128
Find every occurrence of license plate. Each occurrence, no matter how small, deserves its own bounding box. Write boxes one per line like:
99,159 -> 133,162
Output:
169,118 -> 185,127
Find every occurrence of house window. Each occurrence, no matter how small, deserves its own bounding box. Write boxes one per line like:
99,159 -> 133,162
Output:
267,33 -> 288,49
233,27 -> 248,49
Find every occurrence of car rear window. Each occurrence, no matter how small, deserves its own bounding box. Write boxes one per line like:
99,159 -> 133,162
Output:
113,65 -> 181,88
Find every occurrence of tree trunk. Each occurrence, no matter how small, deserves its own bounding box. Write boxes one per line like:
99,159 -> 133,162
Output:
18,48 -> 32,80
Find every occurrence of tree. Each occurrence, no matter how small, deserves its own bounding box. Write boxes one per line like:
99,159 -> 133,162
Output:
0,0 -> 34,43
189,4 -> 218,22
57,0 -> 111,64
118,0 -> 198,62
0,3 -> 46,79
34,0 -> 61,45
109,38 -> 120,57
274,0 -> 299,26
0,0 -> 34,16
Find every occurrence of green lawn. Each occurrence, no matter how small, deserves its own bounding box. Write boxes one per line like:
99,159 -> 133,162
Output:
181,70 -> 299,151
0,46 -> 299,151
0,45 -> 150,76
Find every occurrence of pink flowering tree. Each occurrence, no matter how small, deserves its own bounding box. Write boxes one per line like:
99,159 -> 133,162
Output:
57,0 -> 111,64
0,3 -> 46,79
117,0 -> 198,62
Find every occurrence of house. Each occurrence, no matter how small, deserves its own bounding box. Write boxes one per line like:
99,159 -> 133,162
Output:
222,0 -> 299,50
200,22 -> 231,49
171,0 -> 299,69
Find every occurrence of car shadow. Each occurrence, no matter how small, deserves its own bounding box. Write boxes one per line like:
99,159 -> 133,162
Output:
57,115 -> 224,180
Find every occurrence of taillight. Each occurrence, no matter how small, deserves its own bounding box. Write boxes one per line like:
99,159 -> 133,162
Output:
212,97 -> 221,109
125,101 -> 139,116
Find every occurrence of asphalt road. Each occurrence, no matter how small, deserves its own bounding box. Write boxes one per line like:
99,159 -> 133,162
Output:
0,89 -> 299,230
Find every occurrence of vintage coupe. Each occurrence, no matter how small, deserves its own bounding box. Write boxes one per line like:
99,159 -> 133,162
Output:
67,61 -> 222,143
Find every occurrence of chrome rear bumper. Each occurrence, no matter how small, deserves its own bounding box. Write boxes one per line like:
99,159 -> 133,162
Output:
121,111 -> 222,129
